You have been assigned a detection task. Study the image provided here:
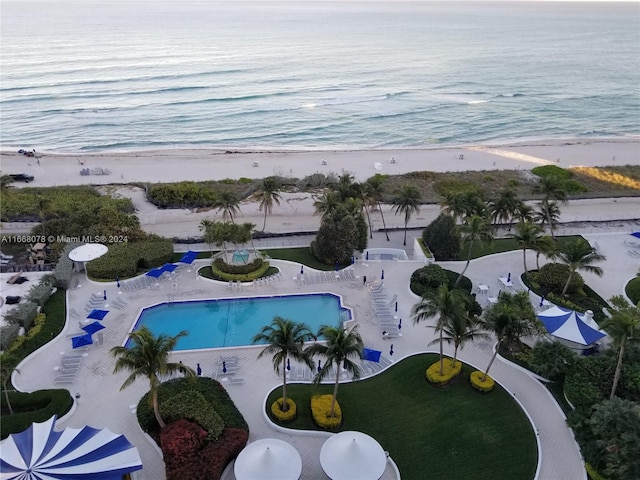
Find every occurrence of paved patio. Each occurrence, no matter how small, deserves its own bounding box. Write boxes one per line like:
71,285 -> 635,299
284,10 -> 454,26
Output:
11,227 -> 640,480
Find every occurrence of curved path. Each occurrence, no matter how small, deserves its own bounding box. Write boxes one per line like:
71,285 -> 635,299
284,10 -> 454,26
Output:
12,227 -> 638,479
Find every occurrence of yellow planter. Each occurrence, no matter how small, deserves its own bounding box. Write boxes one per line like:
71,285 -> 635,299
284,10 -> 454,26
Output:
470,371 -> 495,392
311,394 -> 342,430
271,397 -> 297,422
426,358 -> 462,385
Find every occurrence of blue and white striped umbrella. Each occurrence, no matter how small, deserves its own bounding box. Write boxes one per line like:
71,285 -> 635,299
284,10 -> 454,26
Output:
0,416 -> 142,479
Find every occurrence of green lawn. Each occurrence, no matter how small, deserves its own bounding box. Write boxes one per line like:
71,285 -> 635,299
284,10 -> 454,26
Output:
464,234 -> 585,260
268,354 -> 537,480
264,247 -> 339,271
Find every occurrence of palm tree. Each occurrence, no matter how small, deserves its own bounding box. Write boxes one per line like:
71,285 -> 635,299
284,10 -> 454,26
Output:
531,233 -> 556,271
333,172 -> 358,200
255,177 -> 282,232
252,317 -> 314,413
306,325 -> 363,418
554,238 -> 606,295
1,361 -> 19,415
411,284 -> 467,375
34,195 -> 57,236
535,176 -> 567,238
441,190 -> 486,223
489,188 -> 520,231
111,326 -> 195,429
509,221 -> 544,275
392,184 -> 421,246
428,313 -> 489,366
199,219 -> 215,256
214,190 -> 240,224
313,190 -> 342,220
512,202 -> 535,224
600,296 -> 640,400
456,214 -> 493,285
364,176 -> 390,241
534,201 -> 562,239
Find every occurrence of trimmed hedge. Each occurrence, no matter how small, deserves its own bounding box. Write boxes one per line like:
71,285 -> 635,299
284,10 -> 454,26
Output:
534,262 -> 584,295
5,313 -> 47,355
161,419 -> 208,469
1,390 -> 74,439
160,390 -> 225,440
470,371 -> 495,392
209,259 -> 270,282
137,377 -> 248,435
86,239 -> 173,280
213,257 -> 263,275
311,394 -> 342,430
271,397 -> 297,423
426,358 -> 462,385
626,276 -> 640,304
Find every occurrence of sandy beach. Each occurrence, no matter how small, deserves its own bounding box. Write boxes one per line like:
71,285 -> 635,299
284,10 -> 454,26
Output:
2,138 -> 638,188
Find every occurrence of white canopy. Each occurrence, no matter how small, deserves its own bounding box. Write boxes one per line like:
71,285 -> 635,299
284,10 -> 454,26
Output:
234,438 -> 302,480
69,243 -> 108,262
320,431 -> 387,480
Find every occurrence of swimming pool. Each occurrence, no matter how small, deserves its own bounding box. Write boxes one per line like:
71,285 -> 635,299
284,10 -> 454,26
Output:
129,293 -> 351,351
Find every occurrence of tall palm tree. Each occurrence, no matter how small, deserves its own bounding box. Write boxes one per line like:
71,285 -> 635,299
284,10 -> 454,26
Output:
532,233 -> 556,271
509,221 -> 544,275
1,361 -> 19,415
513,202 -> 535,224
199,219 -> 215,256
306,325 -> 363,418
392,184 -> 421,246
252,317 -> 314,413
489,188 -> 520,231
441,190 -> 486,223
364,176 -> 390,241
600,297 -> 639,400
411,284 -> 467,375
34,195 -> 57,236
456,214 -> 493,285
333,172 -> 358,200
534,201 -> 562,239
111,326 -> 195,429
255,176 -> 282,232
535,176 -> 567,238
428,313 -> 489,366
313,190 -> 342,220
214,190 -> 240,224
554,238 -> 606,295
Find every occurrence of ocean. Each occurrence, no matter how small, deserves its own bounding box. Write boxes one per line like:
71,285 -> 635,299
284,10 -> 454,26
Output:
1,1 -> 639,153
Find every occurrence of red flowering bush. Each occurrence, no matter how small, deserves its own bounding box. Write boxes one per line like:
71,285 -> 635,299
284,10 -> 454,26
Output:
161,419 -> 207,470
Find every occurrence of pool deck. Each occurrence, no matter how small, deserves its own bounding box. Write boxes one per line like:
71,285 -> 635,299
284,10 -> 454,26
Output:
11,227 -> 640,480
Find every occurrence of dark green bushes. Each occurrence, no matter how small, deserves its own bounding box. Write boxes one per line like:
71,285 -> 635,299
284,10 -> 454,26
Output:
531,165 -> 588,194
160,391 -> 225,440
533,262 -> 584,295
626,276 -> 640,304
148,182 -> 217,209
86,238 -> 173,280
213,257 -> 263,275
422,214 -> 460,261
1,390 -> 74,439
410,264 -> 449,295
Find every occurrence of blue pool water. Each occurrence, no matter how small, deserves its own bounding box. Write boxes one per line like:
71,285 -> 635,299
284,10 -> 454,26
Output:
129,293 -> 349,351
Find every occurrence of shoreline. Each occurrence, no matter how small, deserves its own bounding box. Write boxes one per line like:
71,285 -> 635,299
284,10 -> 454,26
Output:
2,137 -> 639,187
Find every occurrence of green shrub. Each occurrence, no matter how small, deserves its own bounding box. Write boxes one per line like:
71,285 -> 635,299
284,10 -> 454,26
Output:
147,181 -> 217,208
26,281 -> 54,307
0,325 -> 21,350
4,302 -> 38,330
416,238 -> 433,258
626,277 -> 640,304
213,257 -> 263,275
137,377 -> 248,434
563,179 -> 588,194
530,341 -> 576,381
160,390 -> 225,440
534,263 -> 584,295
422,214 -> 460,261
410,264 -> 449,295
86,239 -> 173,280
6,313 -> 47,354
53,243 -> 79,290
1,390 -> 74,439
210,259 -> 270,282
531,165 -> 572,179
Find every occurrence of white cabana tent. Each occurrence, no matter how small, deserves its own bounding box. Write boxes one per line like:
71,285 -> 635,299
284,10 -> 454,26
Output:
537,306 -> 606,346
0,415 -> 142,479
320,431 -> 387,480
69,243 -> 108,273
234,438 -> 302,480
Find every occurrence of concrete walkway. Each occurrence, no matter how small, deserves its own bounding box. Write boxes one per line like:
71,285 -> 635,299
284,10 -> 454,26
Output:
11,222 -> 640,479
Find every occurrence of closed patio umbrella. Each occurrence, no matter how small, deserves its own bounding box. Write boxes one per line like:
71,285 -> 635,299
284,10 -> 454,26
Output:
320,431 -> 387,480
234,438 -> 302,480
